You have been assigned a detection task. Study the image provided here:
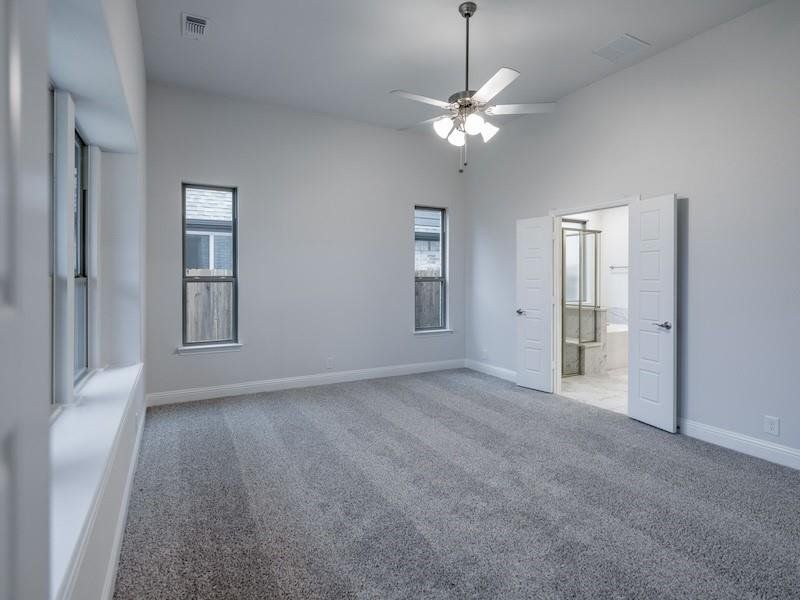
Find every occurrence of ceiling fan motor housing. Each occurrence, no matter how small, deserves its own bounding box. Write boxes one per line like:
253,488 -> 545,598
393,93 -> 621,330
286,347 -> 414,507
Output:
448,90 -> 477,105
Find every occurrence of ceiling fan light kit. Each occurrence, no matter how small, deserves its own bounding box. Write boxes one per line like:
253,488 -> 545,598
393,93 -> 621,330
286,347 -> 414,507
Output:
433,117 -> 454,139
391,2 -> 556,171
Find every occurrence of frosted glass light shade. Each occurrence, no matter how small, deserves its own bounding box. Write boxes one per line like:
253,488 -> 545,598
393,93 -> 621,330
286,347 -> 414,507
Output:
447,128 -> 466,147
464,113 -> 485,135
433,117 -> 454,139
480,121 -> 499,143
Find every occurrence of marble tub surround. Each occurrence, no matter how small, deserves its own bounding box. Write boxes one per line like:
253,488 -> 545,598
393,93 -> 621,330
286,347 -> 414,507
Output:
606,323 -> 628,370
563,306 -> 607,376
607,306 -> 629,325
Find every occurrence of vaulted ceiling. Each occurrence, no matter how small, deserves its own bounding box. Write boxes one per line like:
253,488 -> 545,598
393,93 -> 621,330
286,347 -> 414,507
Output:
137,0 -> 770,130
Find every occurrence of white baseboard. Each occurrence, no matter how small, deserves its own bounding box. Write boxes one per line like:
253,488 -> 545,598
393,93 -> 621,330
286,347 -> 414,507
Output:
464,359 -> 517,382
101,406 -> 145,599
147,359 -> 466,407
680,418 -> 800,471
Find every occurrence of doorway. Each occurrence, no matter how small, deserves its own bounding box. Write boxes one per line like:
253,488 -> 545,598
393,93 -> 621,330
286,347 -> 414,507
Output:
515,195 -> 678,433
558,206 -> 629,415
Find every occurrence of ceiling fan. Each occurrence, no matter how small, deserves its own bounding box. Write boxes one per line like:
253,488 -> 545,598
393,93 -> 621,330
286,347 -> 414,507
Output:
391,2 -> 555,171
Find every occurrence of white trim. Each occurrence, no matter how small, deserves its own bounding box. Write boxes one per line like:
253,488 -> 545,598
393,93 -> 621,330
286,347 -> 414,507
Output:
413,328 -> 455,336
147,359 -> 465,406
549,196 -> 636,217
680,418 -> 800,471
100,405 -> 145,600
175,342 -> 243,355
464,359 -> 517,383
53,90 -> 76,405
86,145 -> 102,369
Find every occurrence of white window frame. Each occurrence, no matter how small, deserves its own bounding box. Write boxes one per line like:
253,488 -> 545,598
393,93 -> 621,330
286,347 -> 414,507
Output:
52,89 -> 101,404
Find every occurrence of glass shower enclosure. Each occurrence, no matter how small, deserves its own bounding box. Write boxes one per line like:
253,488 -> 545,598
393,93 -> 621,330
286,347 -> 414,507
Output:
562,225 -> 601,376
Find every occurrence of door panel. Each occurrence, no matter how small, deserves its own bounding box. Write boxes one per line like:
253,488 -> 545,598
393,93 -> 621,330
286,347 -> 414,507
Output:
516,217 -> 554,392
629,195 -> 677,432
0,1 -> 50,597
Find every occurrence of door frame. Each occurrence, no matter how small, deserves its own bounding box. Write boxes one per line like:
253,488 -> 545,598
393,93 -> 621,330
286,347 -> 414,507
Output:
549,197 -> 639,395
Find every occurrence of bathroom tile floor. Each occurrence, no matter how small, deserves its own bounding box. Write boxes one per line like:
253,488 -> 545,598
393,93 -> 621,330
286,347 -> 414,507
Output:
560,367 -> 628,414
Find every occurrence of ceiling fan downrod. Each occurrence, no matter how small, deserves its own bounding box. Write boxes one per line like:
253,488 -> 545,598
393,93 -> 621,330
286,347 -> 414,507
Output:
459,2 -> 476,173
460,2 -> 477,104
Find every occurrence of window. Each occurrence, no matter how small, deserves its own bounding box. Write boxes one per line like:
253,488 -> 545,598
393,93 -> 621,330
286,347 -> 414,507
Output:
74,132 -> 88,381
414,207 -> 447,331
182,184 -> 237,345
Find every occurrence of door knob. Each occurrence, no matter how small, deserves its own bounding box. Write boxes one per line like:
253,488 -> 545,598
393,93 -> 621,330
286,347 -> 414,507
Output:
652,321 -> 672,330
516,308 -> 525,315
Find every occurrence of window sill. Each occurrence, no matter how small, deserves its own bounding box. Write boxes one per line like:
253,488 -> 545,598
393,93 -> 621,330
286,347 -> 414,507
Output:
413,329 -> 455,336
50,363 -> 143,599
175,342 -> 243,355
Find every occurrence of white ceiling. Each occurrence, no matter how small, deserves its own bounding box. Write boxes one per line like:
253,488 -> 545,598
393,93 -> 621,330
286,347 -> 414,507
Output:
137,0 -> 770,130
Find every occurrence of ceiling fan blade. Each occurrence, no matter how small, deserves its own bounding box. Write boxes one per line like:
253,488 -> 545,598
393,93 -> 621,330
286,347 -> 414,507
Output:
390,90 -> 452,109
485,102 -> 557,116
472,67 -> 520,105
398,116 -> 442,131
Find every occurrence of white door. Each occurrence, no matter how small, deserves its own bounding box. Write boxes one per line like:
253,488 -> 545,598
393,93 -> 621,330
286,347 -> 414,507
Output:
628,194 -> 677,432
1,1 -> 50,597
516,217 -> 554,392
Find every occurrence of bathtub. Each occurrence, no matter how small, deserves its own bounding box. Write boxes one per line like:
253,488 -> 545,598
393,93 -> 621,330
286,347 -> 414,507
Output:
606,323 -> 628,370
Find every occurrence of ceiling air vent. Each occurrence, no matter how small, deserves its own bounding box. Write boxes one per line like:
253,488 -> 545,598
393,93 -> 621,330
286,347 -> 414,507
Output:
593,34 -> 650,64
182,13 -> 208,40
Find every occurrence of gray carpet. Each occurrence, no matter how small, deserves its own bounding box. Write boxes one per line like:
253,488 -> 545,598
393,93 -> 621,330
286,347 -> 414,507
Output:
114,369 -> 800,599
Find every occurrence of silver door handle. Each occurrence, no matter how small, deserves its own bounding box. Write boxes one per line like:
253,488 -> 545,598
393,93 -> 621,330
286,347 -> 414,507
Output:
516,308 -> 526,315
652,321 -> 672,330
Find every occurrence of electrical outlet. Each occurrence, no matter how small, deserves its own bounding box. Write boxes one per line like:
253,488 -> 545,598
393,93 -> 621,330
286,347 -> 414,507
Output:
763,415 -> 780,437
326,356 -> 334,371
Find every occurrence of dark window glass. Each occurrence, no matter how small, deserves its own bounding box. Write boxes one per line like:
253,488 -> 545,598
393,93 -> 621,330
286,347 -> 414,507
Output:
185,233 -> 210,270
74,133 -> 88,380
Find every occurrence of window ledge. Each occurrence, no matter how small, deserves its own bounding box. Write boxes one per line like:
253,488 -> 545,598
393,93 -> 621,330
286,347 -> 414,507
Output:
176,342 -> 243,355
414,329 -> 455,336
50,363 -> 143,599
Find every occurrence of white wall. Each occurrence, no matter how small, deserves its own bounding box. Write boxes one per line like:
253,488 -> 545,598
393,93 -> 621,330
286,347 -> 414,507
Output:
98,0 -> 147,368
146,83 -> 465,396
465,0 -> 800,450
100,152 -> 144,367
595,206 -> 628,317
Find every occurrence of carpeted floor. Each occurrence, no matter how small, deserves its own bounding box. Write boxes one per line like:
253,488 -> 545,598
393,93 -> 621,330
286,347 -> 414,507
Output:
114,369 -> 800,599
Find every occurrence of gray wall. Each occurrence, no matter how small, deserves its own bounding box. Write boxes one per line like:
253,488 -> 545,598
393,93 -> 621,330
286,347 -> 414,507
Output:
464,0 -> 800,450
146,83 -> 465,395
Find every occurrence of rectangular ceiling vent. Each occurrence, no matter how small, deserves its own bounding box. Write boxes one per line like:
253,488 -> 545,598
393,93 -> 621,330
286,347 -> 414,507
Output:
593,34 -> 650,64
182,13 -> 208,40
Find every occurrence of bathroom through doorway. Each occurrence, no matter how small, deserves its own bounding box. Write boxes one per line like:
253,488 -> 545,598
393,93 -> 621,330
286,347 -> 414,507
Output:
558,205 -> 629,414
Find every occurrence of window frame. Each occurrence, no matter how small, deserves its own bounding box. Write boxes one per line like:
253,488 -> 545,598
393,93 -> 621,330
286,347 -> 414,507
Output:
73,131 -> 89,384
181,183 -> 239,347
414,205 -> 448,332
